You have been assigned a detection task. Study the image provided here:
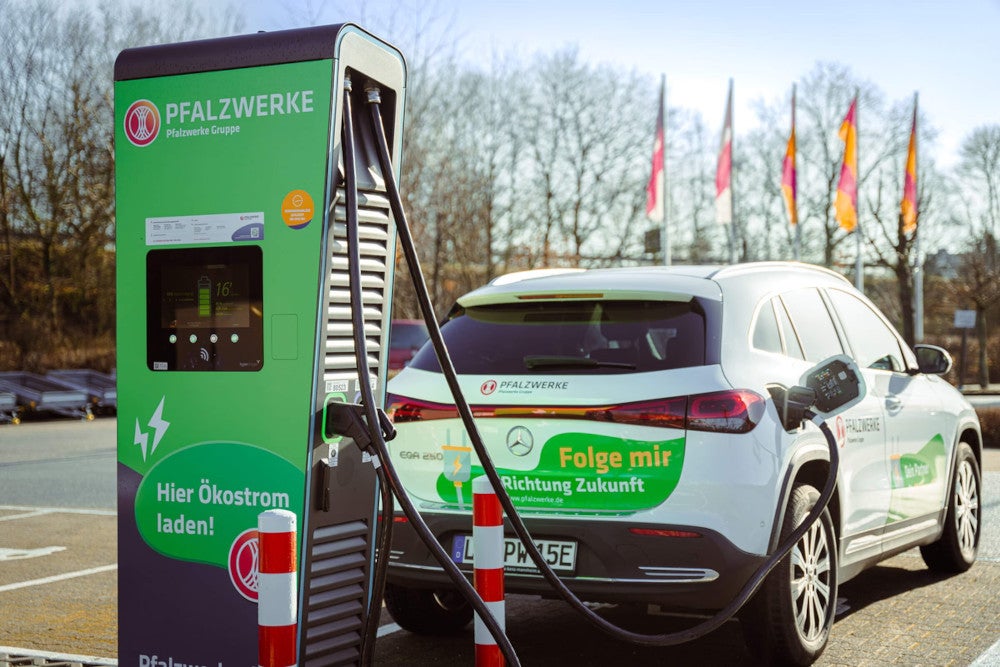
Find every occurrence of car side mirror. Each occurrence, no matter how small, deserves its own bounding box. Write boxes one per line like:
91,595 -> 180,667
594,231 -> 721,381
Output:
913,344 -> 953,375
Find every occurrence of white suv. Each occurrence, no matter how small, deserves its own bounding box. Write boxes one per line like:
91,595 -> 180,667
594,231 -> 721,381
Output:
383,262 -> 982,665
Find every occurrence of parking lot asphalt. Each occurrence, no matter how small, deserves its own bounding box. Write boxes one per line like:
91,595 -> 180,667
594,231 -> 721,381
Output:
0,419 -> 998,666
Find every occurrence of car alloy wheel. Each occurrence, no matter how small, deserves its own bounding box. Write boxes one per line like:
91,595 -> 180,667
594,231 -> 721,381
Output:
790,511 -> 833,644
920,442 -> 981,573
953,456 -> 980,561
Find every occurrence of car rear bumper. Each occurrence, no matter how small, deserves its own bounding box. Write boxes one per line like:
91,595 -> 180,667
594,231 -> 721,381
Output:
386,512 -> 767,611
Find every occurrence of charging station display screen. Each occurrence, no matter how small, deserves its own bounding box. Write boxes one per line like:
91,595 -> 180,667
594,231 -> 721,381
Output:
147,245 -> 263,371
161,262 -> 251,329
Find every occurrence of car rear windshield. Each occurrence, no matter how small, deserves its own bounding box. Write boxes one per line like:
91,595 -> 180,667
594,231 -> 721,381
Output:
409,299 -> 706,375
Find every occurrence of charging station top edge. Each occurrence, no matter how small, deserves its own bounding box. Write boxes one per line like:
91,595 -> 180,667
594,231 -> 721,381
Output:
114,23 -> 405,82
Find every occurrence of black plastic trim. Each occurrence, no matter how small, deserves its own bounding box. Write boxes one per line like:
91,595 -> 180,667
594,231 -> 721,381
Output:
115,24 -> 353,81
387,513 -> 765,611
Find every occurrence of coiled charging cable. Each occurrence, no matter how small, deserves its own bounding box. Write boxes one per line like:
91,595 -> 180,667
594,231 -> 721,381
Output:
364,85 -> 843,648
341,79 -> 520,666
344,79 -> 840,665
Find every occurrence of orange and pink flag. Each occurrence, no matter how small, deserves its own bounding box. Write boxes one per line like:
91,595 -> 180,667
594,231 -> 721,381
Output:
901,97 -> 918,234
781,88 -> 798,225
835,96 -> 858,232
646,77 -> 665,222
715,80 -> 734,225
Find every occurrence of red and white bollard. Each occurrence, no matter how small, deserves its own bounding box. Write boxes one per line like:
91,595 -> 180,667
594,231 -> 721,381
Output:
473,475 -> 505,667
258,509 -> 298,667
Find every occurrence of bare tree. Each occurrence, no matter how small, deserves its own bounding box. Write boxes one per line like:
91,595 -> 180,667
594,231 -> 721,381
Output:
516,48 -> 652,267
0,0 -> 243,369
666,109 -> 720,262
950,125 -> 1000,385
740,96 -> 796,261
957,125 -> 1000,237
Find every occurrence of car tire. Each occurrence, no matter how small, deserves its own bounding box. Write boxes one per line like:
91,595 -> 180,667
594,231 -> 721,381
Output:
742,483 -> 837,666
383,583 -> 473,635
920,442 -> 981,573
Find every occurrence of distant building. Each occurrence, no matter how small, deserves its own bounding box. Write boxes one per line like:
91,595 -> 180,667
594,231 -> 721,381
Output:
926,249 -> 962,280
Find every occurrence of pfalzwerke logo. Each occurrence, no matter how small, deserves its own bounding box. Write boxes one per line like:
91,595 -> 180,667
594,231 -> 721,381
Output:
228,528 -> 259,602
124,99 -> 160,147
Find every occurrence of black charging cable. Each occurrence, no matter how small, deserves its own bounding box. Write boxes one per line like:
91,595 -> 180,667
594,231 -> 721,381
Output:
339,77 -> 397,667
340,80 -> 521,667
366,89 -> 842,646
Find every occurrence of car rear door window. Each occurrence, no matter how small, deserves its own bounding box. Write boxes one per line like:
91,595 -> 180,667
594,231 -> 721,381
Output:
409,300 -> 706,374
779,288 -> 843,362
752,300 -> 782,354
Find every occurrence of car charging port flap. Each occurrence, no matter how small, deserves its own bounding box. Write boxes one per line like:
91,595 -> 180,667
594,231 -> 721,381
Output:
768,355 -> 863,431
801,353 -> 865,417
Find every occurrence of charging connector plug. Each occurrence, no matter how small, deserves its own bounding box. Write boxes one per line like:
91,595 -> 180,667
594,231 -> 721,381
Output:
325,402 -> 396,452
768,384 -> 818,431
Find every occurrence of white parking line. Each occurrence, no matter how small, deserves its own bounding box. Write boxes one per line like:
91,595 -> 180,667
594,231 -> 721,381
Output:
970,636 -> 1000,667
0,546 -> 66,561
0,504 -> 115,516
0,510 -> 53,522
377,622 -> 401,638
0,564 -> 117,593
0,646 -> 116,666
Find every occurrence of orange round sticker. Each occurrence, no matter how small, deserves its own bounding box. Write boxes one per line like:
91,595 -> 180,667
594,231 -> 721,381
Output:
281,189 -> 314,229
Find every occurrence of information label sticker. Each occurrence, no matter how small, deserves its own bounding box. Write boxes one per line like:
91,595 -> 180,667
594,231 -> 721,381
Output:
146,212 -> 264,246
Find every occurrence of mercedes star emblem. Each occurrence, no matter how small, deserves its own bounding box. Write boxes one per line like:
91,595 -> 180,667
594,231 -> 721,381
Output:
506,426 -> 534,456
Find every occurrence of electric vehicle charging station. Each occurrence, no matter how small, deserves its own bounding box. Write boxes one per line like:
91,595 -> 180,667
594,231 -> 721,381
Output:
114,25 -> 405,666
113,21 -> 871,667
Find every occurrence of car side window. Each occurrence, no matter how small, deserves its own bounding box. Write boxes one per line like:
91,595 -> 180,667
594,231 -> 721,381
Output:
826,288 -> 905,372
779,288 -> 843,362
752,300 -> 782,354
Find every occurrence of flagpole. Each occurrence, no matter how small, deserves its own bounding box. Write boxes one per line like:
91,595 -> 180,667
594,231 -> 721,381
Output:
912,92 -> 924,341
915,228 -> 924,340
662,74 -> 671,266
854,88 -> 863,293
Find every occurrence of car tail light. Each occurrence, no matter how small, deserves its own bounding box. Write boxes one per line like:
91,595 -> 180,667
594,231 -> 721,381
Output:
591,398 -> 687,429
686,389 -> 764,434
384,395 -> 459,423
385,389 -> 763,434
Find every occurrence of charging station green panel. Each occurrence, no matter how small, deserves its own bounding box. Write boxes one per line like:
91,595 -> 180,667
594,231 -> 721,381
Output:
115,25 -> 405,666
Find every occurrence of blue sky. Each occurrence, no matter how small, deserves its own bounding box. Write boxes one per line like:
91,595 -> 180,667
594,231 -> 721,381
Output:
246,0 -> 1000,167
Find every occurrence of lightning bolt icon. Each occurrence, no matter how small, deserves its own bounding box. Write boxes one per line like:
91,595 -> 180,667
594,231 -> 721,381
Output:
148,397 -> 170,456
453,455 -> 463,477
133,419 -> 149,461
133,396 -> 170,462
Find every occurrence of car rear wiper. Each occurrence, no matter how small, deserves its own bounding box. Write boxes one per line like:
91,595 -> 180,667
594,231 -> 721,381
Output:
523,355 -> 636,370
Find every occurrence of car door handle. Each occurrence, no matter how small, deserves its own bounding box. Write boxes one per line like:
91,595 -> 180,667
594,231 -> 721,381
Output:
885,395 -> 903,414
